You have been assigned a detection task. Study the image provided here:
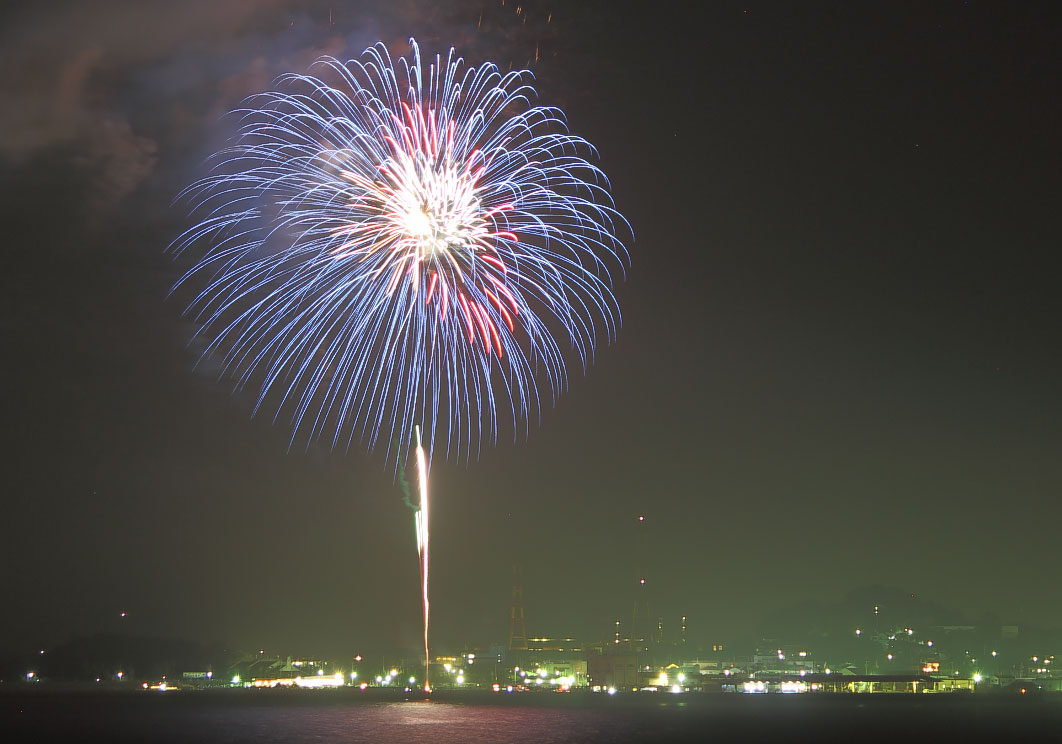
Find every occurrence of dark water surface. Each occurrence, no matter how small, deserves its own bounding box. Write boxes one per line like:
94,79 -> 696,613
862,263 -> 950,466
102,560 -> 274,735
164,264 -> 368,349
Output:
4,689 -> 1061,743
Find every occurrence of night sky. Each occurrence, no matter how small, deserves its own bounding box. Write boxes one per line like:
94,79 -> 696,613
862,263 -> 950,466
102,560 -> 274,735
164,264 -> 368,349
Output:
3,1 -> 1059,658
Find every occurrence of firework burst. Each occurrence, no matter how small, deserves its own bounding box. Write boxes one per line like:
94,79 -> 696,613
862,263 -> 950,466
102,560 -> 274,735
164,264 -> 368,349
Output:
173,38 -> 629,464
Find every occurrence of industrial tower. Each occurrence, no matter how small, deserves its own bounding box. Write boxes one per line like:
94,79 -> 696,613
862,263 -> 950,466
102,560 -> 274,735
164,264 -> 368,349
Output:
508,564 -> 528,651
631,514 -> 652,652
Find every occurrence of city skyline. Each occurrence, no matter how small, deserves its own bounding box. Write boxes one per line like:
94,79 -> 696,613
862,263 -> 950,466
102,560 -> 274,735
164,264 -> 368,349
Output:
12,579 -> 1059,690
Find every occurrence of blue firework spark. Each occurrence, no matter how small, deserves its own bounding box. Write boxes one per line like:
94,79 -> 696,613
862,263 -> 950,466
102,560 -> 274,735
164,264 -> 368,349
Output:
173,38 -> 629,463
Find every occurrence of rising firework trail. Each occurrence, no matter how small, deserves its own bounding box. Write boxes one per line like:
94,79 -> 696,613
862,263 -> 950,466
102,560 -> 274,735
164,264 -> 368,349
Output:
173,38 -> 629,687
414,425 -> 430,691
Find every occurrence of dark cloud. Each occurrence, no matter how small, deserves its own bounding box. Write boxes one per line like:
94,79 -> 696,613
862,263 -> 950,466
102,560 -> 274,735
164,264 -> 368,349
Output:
0,2 -> 279,211
0,0 -> 558,218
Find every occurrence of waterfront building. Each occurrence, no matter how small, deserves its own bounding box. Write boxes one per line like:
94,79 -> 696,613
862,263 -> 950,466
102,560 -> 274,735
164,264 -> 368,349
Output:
587,650 -> 639,690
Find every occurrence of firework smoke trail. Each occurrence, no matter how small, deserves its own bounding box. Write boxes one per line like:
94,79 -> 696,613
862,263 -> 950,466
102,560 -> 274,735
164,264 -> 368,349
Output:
173,38 -> 628,691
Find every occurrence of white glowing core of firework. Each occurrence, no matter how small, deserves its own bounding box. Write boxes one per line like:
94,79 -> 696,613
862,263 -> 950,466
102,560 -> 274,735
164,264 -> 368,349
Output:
386,155 -> 489,263
404,208 -> 433,240
337,122 -> 501,306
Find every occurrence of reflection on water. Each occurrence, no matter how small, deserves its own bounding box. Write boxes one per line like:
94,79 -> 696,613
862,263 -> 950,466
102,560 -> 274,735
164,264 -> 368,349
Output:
371,701 -> 609,741
200,700 -> 630,743
5,690 -> 1062,744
